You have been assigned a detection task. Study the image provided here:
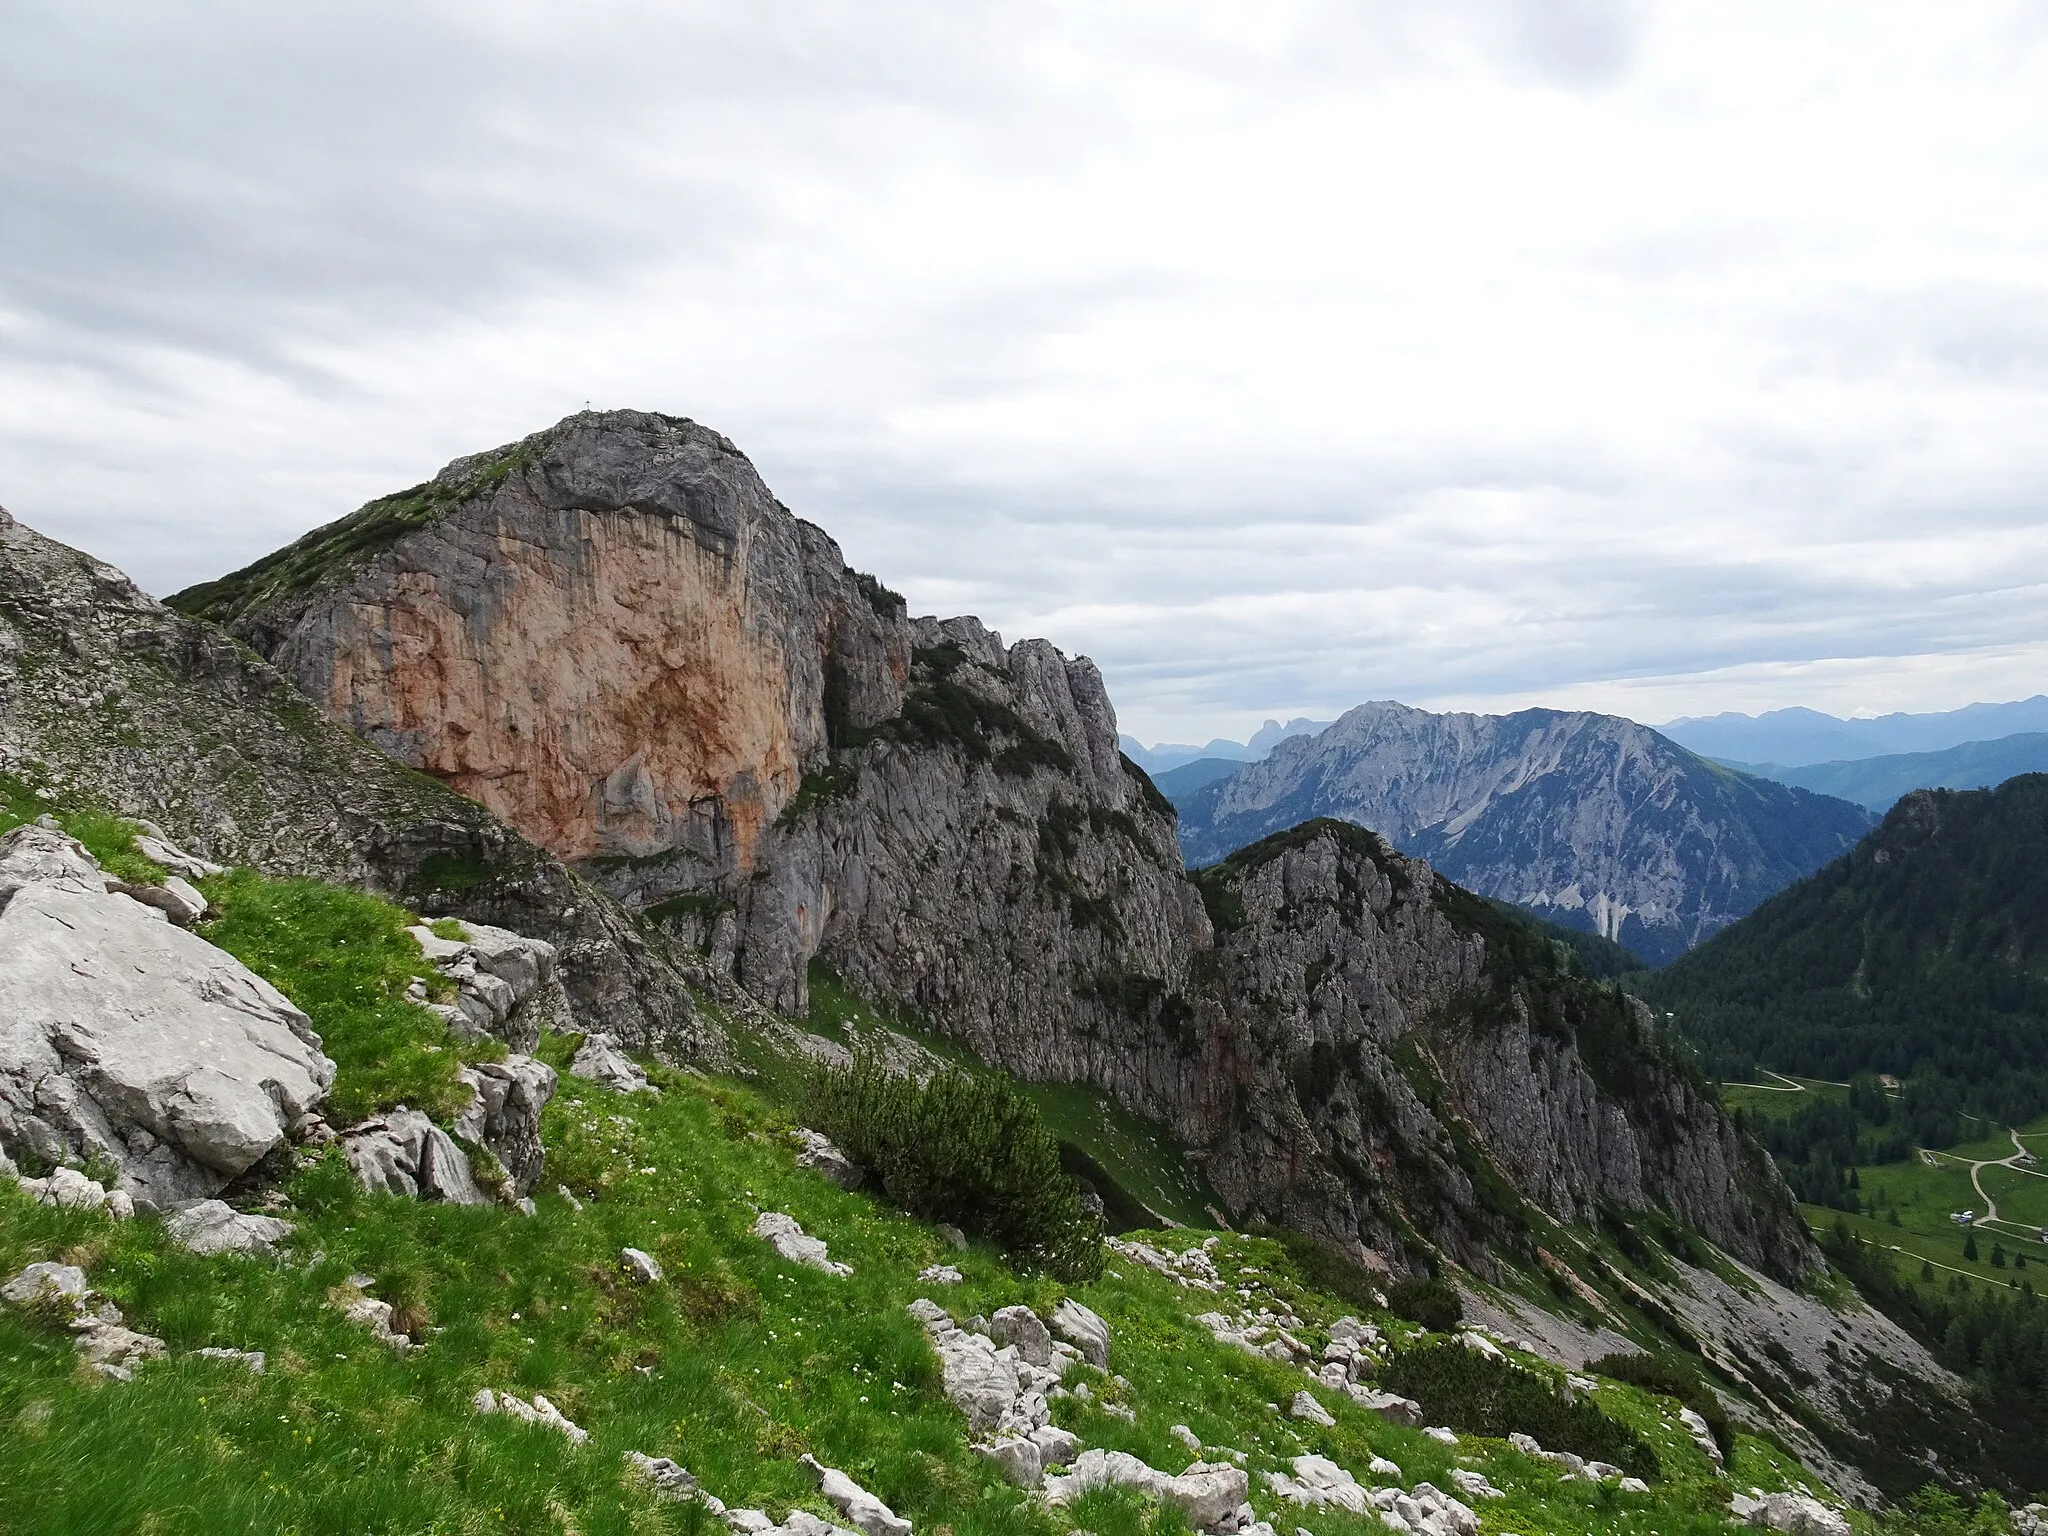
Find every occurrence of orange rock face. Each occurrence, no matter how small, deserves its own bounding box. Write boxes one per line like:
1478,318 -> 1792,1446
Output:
314,506 -> 804,866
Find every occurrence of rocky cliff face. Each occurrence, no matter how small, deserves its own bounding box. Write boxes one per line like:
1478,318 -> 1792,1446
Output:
1171,702 -> 1874,965
0,504 -> 707,1054
175,410 -> 1814,1282
175,412 -> 908,883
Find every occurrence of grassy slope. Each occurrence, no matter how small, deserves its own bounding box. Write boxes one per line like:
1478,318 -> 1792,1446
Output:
1814,1117 -> 2048,1306
0,830 -> 1839,1534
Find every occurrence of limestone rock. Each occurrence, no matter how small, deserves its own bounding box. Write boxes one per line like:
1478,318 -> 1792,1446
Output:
166,1199 -> 294,1258
1043,1450 -> 1248,1529
343,1108 -> 486,1205
989,1305 -> 1053,1367
1050,1298 -> 1110,1369
1288,1390 -> 1335,1427
473,1387 -> 589,1444
621,1246 -> 663,1284
194,1346 -> 266,1372
916,1264 -> 962,1285
0,508 -> 703,1061
752,1211 -> 851,1275
570,1032 -> 655,1095
2,1261 -> 88,1305
1264,1455 -> 1371,1514
1350,1388 -> 1423,1427
453,1054 -> 558,1195
408,921 -> 564,1053
336,1290 -> 413,1351
0,826 -> 336,1204
1730,1491 -> 1853,1536
790,1127 -> 862,1190
624,1452 -> 726,1512
801,1453 -> 911,1536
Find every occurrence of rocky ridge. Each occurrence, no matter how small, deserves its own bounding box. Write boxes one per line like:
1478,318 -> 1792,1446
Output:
1170,701 -> 1874,965
165,412 -> 1814,1283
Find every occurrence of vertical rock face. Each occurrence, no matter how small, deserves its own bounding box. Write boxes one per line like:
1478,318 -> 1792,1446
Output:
168,411 -> 1814,1278
179,411 -> 908,883
0,504 -> 706,1053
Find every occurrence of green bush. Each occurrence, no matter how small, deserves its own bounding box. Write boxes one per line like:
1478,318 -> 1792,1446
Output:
1386,1275 -> 1463,1331
803,1056 -> 1103,1281
1381,1340 -> 1656,1478
1587,1350 -> 1734,1463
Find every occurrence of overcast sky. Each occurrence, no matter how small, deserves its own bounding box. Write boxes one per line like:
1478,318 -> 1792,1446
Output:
4,1 -> 2047,744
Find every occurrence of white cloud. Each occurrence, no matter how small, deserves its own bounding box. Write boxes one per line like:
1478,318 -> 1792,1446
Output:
1,0 -> 2045,743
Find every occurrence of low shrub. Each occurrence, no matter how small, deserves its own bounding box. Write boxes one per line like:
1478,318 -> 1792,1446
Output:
1386,1275 -> 1464,1331
1587,1350 -> 1734,1463
803,1056 -> 1103,1281
1381,1340 -> 1657,1478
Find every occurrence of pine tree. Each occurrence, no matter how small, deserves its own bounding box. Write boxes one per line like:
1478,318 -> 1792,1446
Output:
1992,1242 -> 2008,1268
1964,1231 -> 1981,1262
1921,1259 -> 1936,1282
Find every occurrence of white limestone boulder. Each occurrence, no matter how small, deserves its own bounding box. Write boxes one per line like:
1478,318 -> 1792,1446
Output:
165,1198 -> 294,1257
0,826 -> 334,1204
344,1106 -> 487,1204
570,1032 -> 656,1095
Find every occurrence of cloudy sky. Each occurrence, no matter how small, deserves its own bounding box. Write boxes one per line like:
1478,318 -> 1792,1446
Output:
4,1 -> 2047,744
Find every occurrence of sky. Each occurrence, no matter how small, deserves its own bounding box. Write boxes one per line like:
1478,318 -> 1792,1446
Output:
3,2 -> 2047,746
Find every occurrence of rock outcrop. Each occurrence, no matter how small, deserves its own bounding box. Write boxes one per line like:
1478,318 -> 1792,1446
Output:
0,502 -> 705,1053
168,411 -> 1815,1281
0,825 -> 336,1204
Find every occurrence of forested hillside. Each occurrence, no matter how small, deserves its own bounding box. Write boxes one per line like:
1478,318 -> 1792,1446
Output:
1641,776 -> 2048,1189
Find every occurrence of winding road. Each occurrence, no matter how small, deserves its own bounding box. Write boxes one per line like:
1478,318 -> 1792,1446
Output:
1932,1128 -> 2048,1240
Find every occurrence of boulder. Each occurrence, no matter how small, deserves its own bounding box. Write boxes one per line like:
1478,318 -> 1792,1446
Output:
978,1435 -> 1043,1489
1289,1389 -> 1335,1427
1050,1297 -> 1110,1368
453,1055 -> 558,1195
916,1264 -> 963,1285
801,1453 -> 912,1536
1,1261 -> 88,1305
989,1304 -> 1054,1367
0,826 -> 336,1204
344,1107 -> 487,1204
621,1246 -> 663,1284
569,1032 -> 656,1095
1043,1450 -> 1248,1529
1730,1491 -> 1854,1536
624,1452 -> 724,1510
1264,1454 -> 1371,1514
407,921 -> 562,1051
1350,1388 -> 1423,1427
790,1127 -> 862,1189
165,1198 -> 294,1257
752,1211 -> 851,1275
130,826 -> 225,881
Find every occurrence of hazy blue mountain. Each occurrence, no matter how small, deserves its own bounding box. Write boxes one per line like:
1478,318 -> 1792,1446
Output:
1172,700 -> 1872,965
1150,756 -> 1249,798
1120,715 -> 1331,773
1661,696 -> 2048,767
1724,732 -> 2048,813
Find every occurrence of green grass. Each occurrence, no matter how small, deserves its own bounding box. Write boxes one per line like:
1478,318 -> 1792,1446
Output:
1,854 -> 1850,1533
1809,1114 -> 2048,1302
0,773 -> 166,886
194,869 -> 490,1126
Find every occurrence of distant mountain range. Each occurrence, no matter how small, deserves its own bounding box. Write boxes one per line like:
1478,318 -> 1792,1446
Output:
1724,732 -> 2048,813
1119,716 -> 1330,774
1168,701 -> 1872,965
1660,696 -> 2048,767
